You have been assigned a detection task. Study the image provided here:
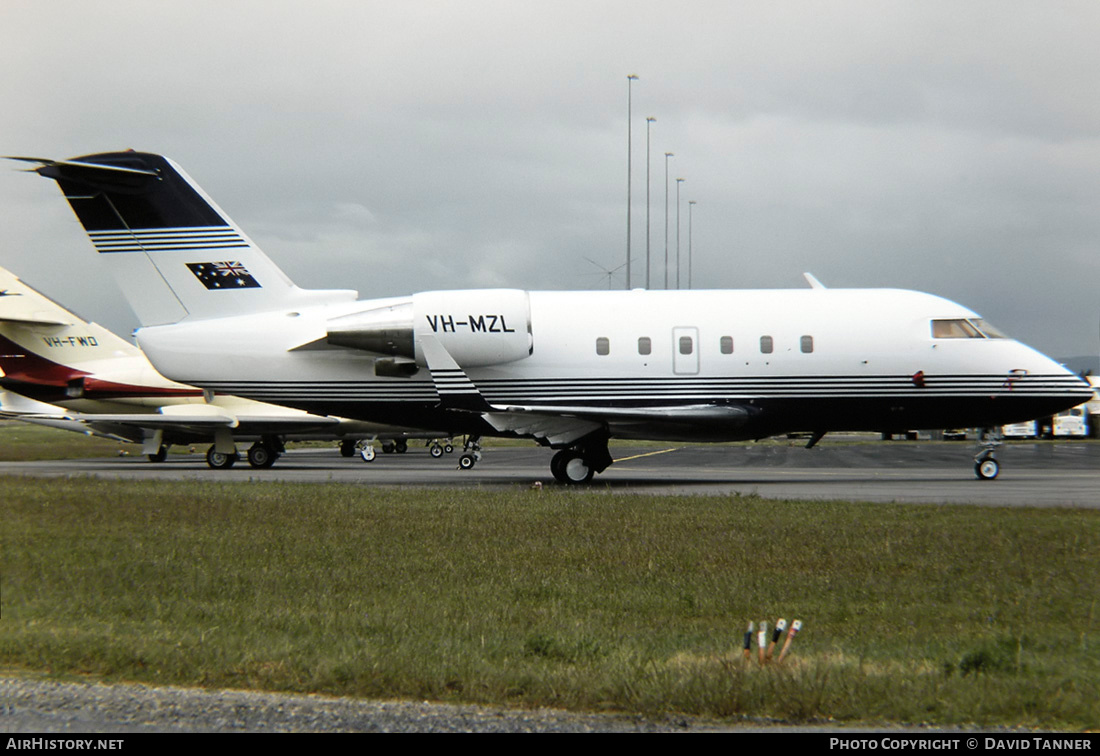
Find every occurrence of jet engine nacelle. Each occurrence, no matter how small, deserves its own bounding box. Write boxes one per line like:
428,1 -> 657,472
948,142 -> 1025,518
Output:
326,289 -> 533,369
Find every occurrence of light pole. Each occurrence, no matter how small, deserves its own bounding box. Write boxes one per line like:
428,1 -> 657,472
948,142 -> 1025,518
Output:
663,152 -> 673,289
688,200 -> 696,290
625,74 -> 638,290
675,177 -> 684,289
645,116 -> 655,290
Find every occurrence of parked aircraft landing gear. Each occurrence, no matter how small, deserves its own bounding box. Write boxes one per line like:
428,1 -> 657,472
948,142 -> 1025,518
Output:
458,436 -> 482,470
147,445 -> 168,463
357,440 -> 376,462
429,438 -> 455,458
974,428 -> 1002,480
206,445 -> 238,469
247,442 -> 279,469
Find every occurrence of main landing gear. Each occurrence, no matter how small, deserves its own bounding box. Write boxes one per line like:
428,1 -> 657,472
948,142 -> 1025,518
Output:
974,428 -> 1002,480
206,445 -> 239,469
549,434 -> 614,485
246,438 -> 283,469
204,437 -> 283,469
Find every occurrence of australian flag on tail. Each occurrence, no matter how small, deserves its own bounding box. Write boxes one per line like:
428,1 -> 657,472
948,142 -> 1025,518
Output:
186,261 -> 261,290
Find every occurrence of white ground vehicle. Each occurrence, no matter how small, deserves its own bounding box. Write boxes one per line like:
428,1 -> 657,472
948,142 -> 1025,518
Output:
1001,420 -> 1037,438
1052,407 -> 1087,437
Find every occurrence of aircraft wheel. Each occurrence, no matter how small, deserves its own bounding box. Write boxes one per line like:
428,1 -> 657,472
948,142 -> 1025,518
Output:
563,454 -> 594,484
247,443 -> 279,469
339,440 -> 356,458
395,439 -> 408,454
445,444 -> 454,454
550,449 -> 569,482
553,450 -> 594,484
382,441 -> 395,454
206,446 -> 238,470
147,445 -> 168,463
360,445 -> 376,462
430,443 -> 444,458
459,453 -> 477,470
975,457 -> 1000,480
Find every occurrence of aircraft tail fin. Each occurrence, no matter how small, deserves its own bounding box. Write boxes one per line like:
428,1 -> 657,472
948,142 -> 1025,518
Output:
9,152 -> 356,326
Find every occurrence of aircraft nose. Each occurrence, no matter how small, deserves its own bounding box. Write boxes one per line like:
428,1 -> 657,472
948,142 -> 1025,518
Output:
1041,354 -> 1093,407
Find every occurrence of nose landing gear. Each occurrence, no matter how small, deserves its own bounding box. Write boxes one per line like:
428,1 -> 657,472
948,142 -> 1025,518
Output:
974,428 -> 1002,480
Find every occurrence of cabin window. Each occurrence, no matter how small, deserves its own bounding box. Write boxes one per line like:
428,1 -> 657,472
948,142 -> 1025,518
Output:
638,336 -> 652,355
596,337 -> 610,356
720,336 -> 733,354
760,335 -> 773,354
679,336 -> 694,355
801,335 -> 814,353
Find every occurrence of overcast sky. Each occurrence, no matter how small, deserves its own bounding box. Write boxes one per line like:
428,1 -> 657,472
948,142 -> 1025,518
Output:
1,0 -> 1097,363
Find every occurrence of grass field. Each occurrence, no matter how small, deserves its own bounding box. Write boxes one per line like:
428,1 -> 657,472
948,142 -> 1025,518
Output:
2,474 -> 1097,729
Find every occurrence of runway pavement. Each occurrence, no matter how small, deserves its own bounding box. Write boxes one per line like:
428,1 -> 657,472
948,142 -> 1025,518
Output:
2,439 -> 1097,508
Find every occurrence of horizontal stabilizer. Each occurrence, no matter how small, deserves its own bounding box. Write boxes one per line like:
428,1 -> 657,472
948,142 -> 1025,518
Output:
0,266 -> 77,326
0,313 -> 73,327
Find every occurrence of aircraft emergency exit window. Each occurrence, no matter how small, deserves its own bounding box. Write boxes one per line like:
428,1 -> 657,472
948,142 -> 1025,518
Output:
679,336 -> 694,355
760,335 -> 774,354
596,337 -> 610,356
638,337 -> 652,355
931,319 -> 982,339
801,335 -> 814,353
720,336 -> 733,354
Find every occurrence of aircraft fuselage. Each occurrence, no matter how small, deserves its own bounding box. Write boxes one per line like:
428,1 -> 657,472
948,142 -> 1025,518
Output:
134,287 -> 1089,444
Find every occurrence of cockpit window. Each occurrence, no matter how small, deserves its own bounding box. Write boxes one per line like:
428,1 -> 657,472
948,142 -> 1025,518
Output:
971,319 -> 1007,338
931,319 -> 1009,339
932,319 -> 982,338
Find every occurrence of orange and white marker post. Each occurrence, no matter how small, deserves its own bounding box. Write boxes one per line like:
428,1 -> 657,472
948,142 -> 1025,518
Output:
766,618 -> 787,662
777,619 -> 803,663
757,621 -> 768,665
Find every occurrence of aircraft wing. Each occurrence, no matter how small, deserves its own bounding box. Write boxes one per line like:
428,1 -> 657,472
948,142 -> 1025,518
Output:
418,333 -> 754,445
0,390 -> 137,442
73,412 -> 342,436
0,388 -> 340,436
0,389 -> 73,417
482,402 -> 753,446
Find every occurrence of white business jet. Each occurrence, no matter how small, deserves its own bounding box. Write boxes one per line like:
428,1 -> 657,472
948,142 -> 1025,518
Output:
9,152 -> 1092,482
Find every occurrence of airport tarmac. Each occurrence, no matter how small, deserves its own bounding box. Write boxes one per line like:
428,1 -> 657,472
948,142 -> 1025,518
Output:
2,440 -> 1097,508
